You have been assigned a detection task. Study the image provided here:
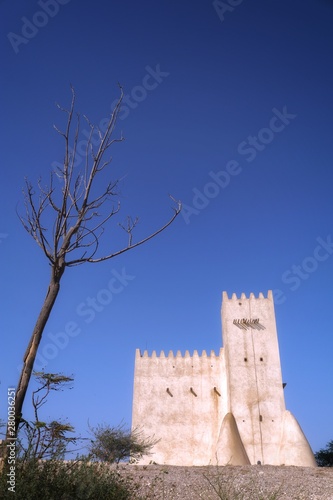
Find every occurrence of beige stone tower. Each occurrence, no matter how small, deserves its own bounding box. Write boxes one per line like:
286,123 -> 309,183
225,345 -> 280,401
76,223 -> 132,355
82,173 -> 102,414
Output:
132,291 -> 316,466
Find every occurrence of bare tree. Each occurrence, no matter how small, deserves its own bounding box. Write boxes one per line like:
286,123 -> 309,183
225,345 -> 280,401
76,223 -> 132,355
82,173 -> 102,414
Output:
9,87 -> 181,439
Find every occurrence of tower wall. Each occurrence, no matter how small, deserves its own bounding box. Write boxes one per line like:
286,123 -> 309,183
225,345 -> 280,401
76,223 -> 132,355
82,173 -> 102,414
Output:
222,291 -> 287,464
132,348 -> 227,465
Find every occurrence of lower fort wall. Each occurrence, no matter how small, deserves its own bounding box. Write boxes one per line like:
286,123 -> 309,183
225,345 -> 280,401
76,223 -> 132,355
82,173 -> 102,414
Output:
132,348 -> 227,465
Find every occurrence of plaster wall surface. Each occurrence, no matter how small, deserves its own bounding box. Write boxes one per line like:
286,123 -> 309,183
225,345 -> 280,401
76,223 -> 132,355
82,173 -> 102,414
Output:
132,348 -> 227,465
222,291 -> 286,465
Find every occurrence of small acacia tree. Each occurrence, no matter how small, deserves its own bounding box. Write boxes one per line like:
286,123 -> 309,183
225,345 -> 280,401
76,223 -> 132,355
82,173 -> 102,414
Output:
17,372 -> 78,461
7,87 -> 181,443
89,423 -> 157,463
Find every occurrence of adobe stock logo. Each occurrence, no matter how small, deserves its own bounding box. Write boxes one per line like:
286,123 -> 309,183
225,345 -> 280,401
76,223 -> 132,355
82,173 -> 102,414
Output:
213,0 -> 245,23
110,65 -> 170,121
51,64 -> 169,175
181,106 -> 296,224
17,267 -> 135,371
273,235 -> 333,305
7,0 -> 71,54
237,107 -> 296,163
0,233 -> 8,244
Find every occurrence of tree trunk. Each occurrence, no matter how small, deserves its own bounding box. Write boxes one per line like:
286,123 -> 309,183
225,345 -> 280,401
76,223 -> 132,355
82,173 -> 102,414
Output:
2,272 -> 63,461
14,277 -> 61,433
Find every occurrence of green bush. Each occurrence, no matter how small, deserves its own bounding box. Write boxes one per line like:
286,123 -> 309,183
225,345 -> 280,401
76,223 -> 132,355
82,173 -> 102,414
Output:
88,423 -> 157,464
0,458 -> 137,500
315,440 -> 333,467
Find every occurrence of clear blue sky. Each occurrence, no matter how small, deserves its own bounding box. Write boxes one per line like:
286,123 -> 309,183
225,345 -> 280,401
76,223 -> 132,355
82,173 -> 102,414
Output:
1,0 -> 332,456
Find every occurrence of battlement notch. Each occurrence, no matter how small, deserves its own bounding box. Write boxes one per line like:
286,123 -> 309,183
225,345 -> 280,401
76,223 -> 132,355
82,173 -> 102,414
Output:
136,348 -> 223,360
222,290 -> 273,301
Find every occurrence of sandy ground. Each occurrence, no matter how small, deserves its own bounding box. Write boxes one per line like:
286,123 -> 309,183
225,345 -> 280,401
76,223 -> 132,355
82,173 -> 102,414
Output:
115,464 -> 333,500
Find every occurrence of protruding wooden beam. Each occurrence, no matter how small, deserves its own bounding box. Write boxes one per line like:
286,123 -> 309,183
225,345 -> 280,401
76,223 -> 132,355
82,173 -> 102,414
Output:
166,387 -> 173,397
190,387 -> 197,397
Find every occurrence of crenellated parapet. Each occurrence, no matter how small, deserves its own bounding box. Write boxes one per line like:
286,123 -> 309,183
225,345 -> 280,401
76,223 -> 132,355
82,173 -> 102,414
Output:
222,290 -> 275,335
222,290 -> 273,301
134,348 -> 225,381
136,348 -> 223,359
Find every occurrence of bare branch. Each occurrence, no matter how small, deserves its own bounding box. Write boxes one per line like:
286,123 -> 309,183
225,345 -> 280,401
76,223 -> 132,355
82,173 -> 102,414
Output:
119,216 -> 139,247
66,197 -> 182,266
18,180 -> 54,262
